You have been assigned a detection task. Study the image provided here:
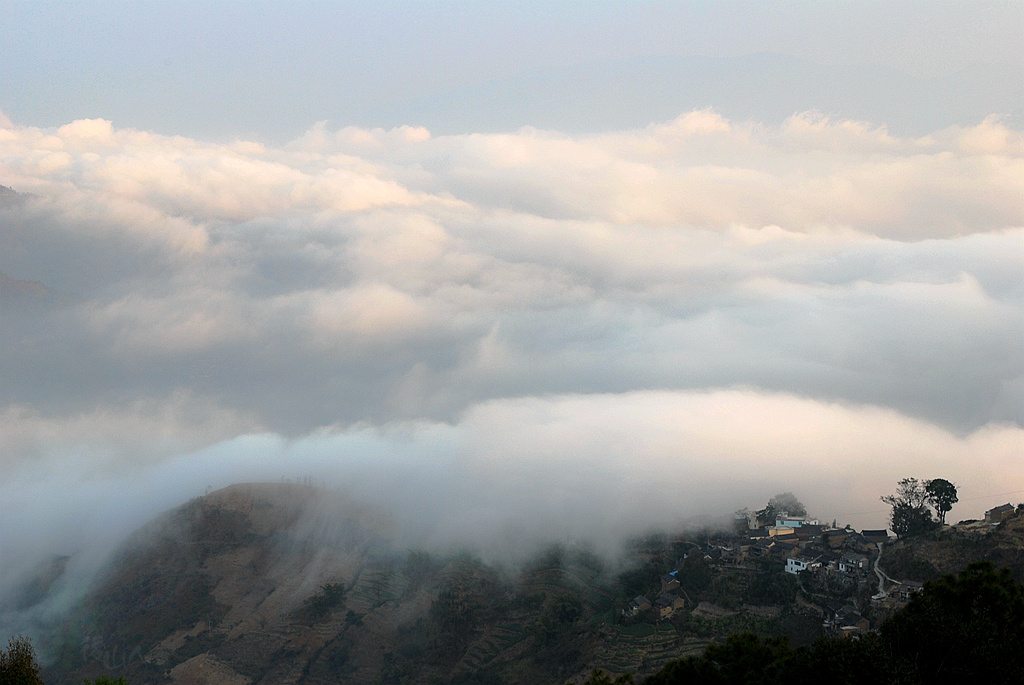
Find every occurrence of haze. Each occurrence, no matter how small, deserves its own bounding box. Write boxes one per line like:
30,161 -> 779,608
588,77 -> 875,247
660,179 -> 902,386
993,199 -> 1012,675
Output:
1,0 -> 1022,636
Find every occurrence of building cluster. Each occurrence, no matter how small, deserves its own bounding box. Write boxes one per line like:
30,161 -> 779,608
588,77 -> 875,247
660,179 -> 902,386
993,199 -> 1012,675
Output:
622,501 -> 1022,632
625,570 -> 688,620
622,510 -> 900,629
732,509 -> 890,584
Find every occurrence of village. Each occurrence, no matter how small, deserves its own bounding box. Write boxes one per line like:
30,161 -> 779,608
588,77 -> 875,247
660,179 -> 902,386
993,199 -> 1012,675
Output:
621,499 -> 1023,639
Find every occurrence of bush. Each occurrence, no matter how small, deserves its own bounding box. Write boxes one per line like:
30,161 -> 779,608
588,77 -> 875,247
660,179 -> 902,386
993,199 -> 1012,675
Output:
744,562 -> 798,605
0,636 -> 44,685
301,582 -> 346,619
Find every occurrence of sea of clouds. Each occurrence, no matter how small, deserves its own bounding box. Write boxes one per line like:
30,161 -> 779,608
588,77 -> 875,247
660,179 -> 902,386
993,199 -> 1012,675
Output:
1,111 -> 1022,629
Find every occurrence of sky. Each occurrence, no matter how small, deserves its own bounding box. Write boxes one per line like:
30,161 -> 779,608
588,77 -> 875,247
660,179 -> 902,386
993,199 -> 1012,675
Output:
1,0 -> 1023,632
2,1 -> 1022,138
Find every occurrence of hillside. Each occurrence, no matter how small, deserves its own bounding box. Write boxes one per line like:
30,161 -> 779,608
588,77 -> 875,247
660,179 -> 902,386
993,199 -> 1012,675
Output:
28,484 -> 817,684
878,512 -> 1024,585
40,483 -> 420,684
21,486 -> 1024,684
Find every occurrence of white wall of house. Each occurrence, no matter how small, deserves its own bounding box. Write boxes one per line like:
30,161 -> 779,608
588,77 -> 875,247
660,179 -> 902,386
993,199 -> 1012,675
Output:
785,558 -> 806,574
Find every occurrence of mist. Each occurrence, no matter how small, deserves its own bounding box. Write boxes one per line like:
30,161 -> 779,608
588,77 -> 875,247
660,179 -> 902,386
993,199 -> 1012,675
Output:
1,111 -> 1022,641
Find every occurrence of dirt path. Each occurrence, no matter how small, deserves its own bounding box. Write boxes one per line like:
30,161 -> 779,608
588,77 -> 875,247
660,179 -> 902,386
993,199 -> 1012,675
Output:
874,543 -> 897,595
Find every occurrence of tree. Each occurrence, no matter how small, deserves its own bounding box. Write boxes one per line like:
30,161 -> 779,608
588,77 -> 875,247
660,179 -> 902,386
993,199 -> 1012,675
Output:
302,582 -> 345,619
924,478 -> 958,524
676,553 -> 712,596
574,668 -> 634,685
0,636 -> 44,685
743,559 -> 798,605
881,478 -> 935,537
881,562 -> 1024,683
757,492 -> 806,525
768,492 -> 806,517
643,632 -> 793,685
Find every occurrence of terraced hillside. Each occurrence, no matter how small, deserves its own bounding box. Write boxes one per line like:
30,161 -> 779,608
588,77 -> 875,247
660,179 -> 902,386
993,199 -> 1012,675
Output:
17,483 -> 928,684
28,484 -> 692,684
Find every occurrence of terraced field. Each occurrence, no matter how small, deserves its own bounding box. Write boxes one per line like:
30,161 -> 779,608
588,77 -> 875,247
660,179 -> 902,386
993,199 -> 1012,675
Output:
345,568 -> 408,610
595,624 -> 710,676
450,624 -> 530,676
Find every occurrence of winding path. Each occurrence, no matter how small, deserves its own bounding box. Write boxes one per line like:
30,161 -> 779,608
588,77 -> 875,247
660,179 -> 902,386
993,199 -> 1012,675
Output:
873,543 -> 897,597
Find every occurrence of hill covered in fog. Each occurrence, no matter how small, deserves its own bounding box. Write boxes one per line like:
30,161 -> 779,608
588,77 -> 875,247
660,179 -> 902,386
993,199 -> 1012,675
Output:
6,484 -> 1021,684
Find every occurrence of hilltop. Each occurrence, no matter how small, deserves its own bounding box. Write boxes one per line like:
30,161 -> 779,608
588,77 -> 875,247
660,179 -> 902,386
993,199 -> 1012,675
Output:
878,511 -> 1024,585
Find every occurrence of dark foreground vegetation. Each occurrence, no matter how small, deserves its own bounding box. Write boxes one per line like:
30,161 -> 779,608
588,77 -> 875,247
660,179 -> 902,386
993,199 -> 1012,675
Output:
1,636 -> 124,685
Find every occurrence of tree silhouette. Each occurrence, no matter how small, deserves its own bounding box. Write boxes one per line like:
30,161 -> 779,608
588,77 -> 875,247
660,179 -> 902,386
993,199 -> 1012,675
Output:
881,478 -> 935,537
924,478 -> 958,524
768,492 -> 806,517
756,492 -> 807,525
881,561 -> 1024,682
575,668 -> 634,685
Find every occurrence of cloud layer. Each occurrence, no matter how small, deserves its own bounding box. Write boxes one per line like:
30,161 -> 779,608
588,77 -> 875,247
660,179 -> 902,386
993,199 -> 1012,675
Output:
1,112 -> 1022,611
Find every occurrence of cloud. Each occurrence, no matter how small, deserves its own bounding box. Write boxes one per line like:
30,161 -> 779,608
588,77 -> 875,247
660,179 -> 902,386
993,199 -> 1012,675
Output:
2,390 -> 1020,587
1,114 -> 1020,430
1,112 -> 1022,631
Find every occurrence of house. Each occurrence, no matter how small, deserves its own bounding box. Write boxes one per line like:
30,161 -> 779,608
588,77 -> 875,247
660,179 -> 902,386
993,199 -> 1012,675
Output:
654,593 -> 685,619
745,526 -> 769,540
772,539 -> 799,558
847,534 -> 875,554
840,612 -> 870,633
898,581 -> 924,601
886,581 -> 924,604
734,508 -> 760,530
823,604 -> 870,635
860,530 -> 890,547
793,524 -> 824,541
626,595 -> 651,616
838,614 -> 870,637
785,551 -> 821,575
775,515 -> 820,528
720,547 -> 741,564
818,550 -> 840,572
822,529 -> 851,550
822,600 -> 847,621
660,572 -> 680,593
986,503 -> 1015,524
839,552 -> 869,573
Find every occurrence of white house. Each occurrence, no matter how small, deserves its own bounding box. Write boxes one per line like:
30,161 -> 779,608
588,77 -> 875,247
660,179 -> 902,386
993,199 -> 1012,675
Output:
785,552 -> 821,575
775,515 -> 821,528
